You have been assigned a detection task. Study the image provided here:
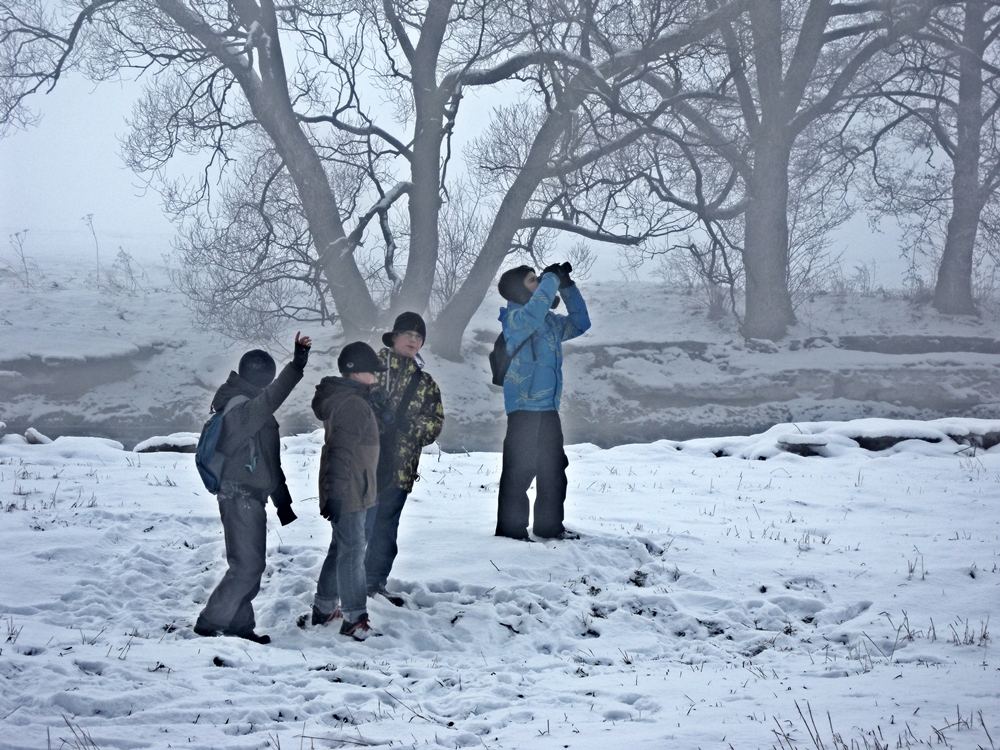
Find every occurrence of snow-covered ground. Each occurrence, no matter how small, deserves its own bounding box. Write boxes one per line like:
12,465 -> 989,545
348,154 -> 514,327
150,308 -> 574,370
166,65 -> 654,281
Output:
0,422 -> 997,749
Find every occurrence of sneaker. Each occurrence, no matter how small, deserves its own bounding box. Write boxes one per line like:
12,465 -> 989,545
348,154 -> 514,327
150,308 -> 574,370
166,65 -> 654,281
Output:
370,589 -> 405,608
228,630 -> 271,645
193,623 -> 222,638
194,622 -> 269,644
311,605 -> 343,626
536,528 -> 580,540
340,614 -> 376,641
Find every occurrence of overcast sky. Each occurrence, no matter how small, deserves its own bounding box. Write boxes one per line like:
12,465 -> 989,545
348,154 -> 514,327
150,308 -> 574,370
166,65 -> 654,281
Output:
0,75 -> 175,262
0,73 -> 908,284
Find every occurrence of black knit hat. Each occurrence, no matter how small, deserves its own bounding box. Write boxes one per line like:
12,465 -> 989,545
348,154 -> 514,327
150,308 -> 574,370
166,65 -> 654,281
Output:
498,265 -> 535,305
338,341 -> 386,375
238,349 -> 276,388
381,311 -> 427,348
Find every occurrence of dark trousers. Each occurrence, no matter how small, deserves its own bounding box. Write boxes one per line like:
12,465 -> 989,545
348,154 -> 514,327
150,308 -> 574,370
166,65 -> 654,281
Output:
496,410 -> 568,539
365,486 -> 409,593
196,481 -> 267,635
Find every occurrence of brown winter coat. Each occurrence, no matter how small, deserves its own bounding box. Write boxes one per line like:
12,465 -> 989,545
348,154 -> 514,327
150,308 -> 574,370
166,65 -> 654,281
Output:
375,349 -> 445,493
312,376 -> 380,520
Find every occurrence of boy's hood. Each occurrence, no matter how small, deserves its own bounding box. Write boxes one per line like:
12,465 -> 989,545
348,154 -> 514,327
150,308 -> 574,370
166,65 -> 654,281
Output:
312,376 -> 370,421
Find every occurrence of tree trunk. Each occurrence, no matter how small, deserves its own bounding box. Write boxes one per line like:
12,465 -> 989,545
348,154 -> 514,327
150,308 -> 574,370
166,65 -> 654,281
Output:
934,0 -> 985,316
394,97 -> 444,319
742,131 -> 796,339
392,0 -> 452,320
740,0 -> 795,341
158,0 -> 379,338
430,111 -> 570,360
263,107 -> 381,337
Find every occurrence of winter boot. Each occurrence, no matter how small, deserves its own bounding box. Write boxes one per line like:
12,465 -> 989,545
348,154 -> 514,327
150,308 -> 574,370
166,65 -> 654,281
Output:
340,614 -> 376,641
232,630 -> 271,645
311,605 -> 343,626
371,589 -> 405,608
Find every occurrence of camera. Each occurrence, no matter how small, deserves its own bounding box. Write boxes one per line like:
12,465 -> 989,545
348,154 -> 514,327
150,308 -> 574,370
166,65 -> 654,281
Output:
368,387 -> 396,426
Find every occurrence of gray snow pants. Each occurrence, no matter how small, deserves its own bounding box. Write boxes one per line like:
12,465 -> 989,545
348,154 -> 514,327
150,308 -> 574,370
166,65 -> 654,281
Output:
196,481 -> 268,635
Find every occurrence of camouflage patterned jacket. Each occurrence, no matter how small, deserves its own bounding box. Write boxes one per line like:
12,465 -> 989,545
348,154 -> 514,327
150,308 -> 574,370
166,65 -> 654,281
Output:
375,349 -> 445,493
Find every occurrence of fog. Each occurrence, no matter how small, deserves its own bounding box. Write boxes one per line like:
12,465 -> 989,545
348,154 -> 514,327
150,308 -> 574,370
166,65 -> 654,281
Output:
0,71 -> 989,450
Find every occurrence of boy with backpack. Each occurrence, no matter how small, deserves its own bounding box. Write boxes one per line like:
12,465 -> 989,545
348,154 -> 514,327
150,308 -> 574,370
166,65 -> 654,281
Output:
194,332 -> 311,644
495,263 -> 590,540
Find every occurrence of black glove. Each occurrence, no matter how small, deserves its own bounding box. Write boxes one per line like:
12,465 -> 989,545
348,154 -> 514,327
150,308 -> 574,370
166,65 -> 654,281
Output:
556,262 -> 574,289
541,263 -> 562,281
276,502 -> 297,526
395,416 -> 412,436
271,484 -> 297,525
292,340 -> 310,371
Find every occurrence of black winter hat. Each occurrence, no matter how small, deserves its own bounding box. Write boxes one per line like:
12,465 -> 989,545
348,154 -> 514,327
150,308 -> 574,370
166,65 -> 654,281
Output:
498,265 -> 535,305
238,349 -> 276,388
381,311 -> 427,348
338,341 -> 386,375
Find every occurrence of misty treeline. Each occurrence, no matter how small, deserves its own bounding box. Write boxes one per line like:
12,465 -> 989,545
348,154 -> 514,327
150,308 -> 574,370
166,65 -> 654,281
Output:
4,0 -> 1000,353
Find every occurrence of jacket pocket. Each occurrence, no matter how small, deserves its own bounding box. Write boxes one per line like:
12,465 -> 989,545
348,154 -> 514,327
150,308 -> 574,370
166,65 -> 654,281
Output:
362,469 -> 370,501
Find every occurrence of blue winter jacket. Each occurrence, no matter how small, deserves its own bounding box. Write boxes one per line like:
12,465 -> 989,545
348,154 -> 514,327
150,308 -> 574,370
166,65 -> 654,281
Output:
499,272 -> 591,414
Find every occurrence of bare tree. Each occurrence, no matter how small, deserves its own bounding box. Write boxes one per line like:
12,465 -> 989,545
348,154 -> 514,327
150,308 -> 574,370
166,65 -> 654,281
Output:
430,0 -> 753,358
1,0 -> 392,335
627,0 -> 934,340
858,0 -> 1000,314
0,0 -> 598,335
6,0 -> 744,353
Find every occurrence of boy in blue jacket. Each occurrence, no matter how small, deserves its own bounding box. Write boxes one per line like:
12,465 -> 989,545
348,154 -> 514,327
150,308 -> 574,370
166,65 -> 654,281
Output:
495,262 -> 591,539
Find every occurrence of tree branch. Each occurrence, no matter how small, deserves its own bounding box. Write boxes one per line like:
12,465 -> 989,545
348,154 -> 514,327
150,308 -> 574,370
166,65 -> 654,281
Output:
341,181 -> 413,256
518,217 -> 645,245
297,113 -> 413,159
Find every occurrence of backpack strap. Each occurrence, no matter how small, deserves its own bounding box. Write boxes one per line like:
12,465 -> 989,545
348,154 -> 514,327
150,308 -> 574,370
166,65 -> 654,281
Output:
221,394 -> 250,416
217,394 -> 250,456
216,393 -> 250,416
396,369 -> 424,422
510,334 -> 532,360
376,368 -> 424,488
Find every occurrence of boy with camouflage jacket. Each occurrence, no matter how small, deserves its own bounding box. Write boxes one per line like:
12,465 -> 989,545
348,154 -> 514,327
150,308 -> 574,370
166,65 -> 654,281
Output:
365,313 -> 445,603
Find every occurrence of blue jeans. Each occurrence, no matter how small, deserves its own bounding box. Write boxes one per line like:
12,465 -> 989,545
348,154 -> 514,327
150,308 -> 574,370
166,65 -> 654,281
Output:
314,509 -> 368,622
364,487 -> 408,593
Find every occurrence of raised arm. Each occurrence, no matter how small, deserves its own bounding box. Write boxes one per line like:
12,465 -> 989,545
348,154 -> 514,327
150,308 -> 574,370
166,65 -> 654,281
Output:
554,284 -> 591,342
503,273 -> 560,350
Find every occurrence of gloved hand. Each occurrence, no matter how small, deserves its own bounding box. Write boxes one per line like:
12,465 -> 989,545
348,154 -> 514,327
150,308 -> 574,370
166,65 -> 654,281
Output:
292,331 -> 312,371
272,484 -> 298,526
276,503 -> 297,526
555,262 -> 574,289
395,416 -> 412,436
541,263 -> 562,281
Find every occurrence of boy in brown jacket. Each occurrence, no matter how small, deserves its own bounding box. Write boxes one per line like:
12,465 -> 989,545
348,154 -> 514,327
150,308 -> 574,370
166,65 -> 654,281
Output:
309,342 -> 384,639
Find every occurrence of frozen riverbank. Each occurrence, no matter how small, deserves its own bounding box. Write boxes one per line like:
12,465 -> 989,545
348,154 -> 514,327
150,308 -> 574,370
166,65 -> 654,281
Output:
4,248 -> 1000,449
